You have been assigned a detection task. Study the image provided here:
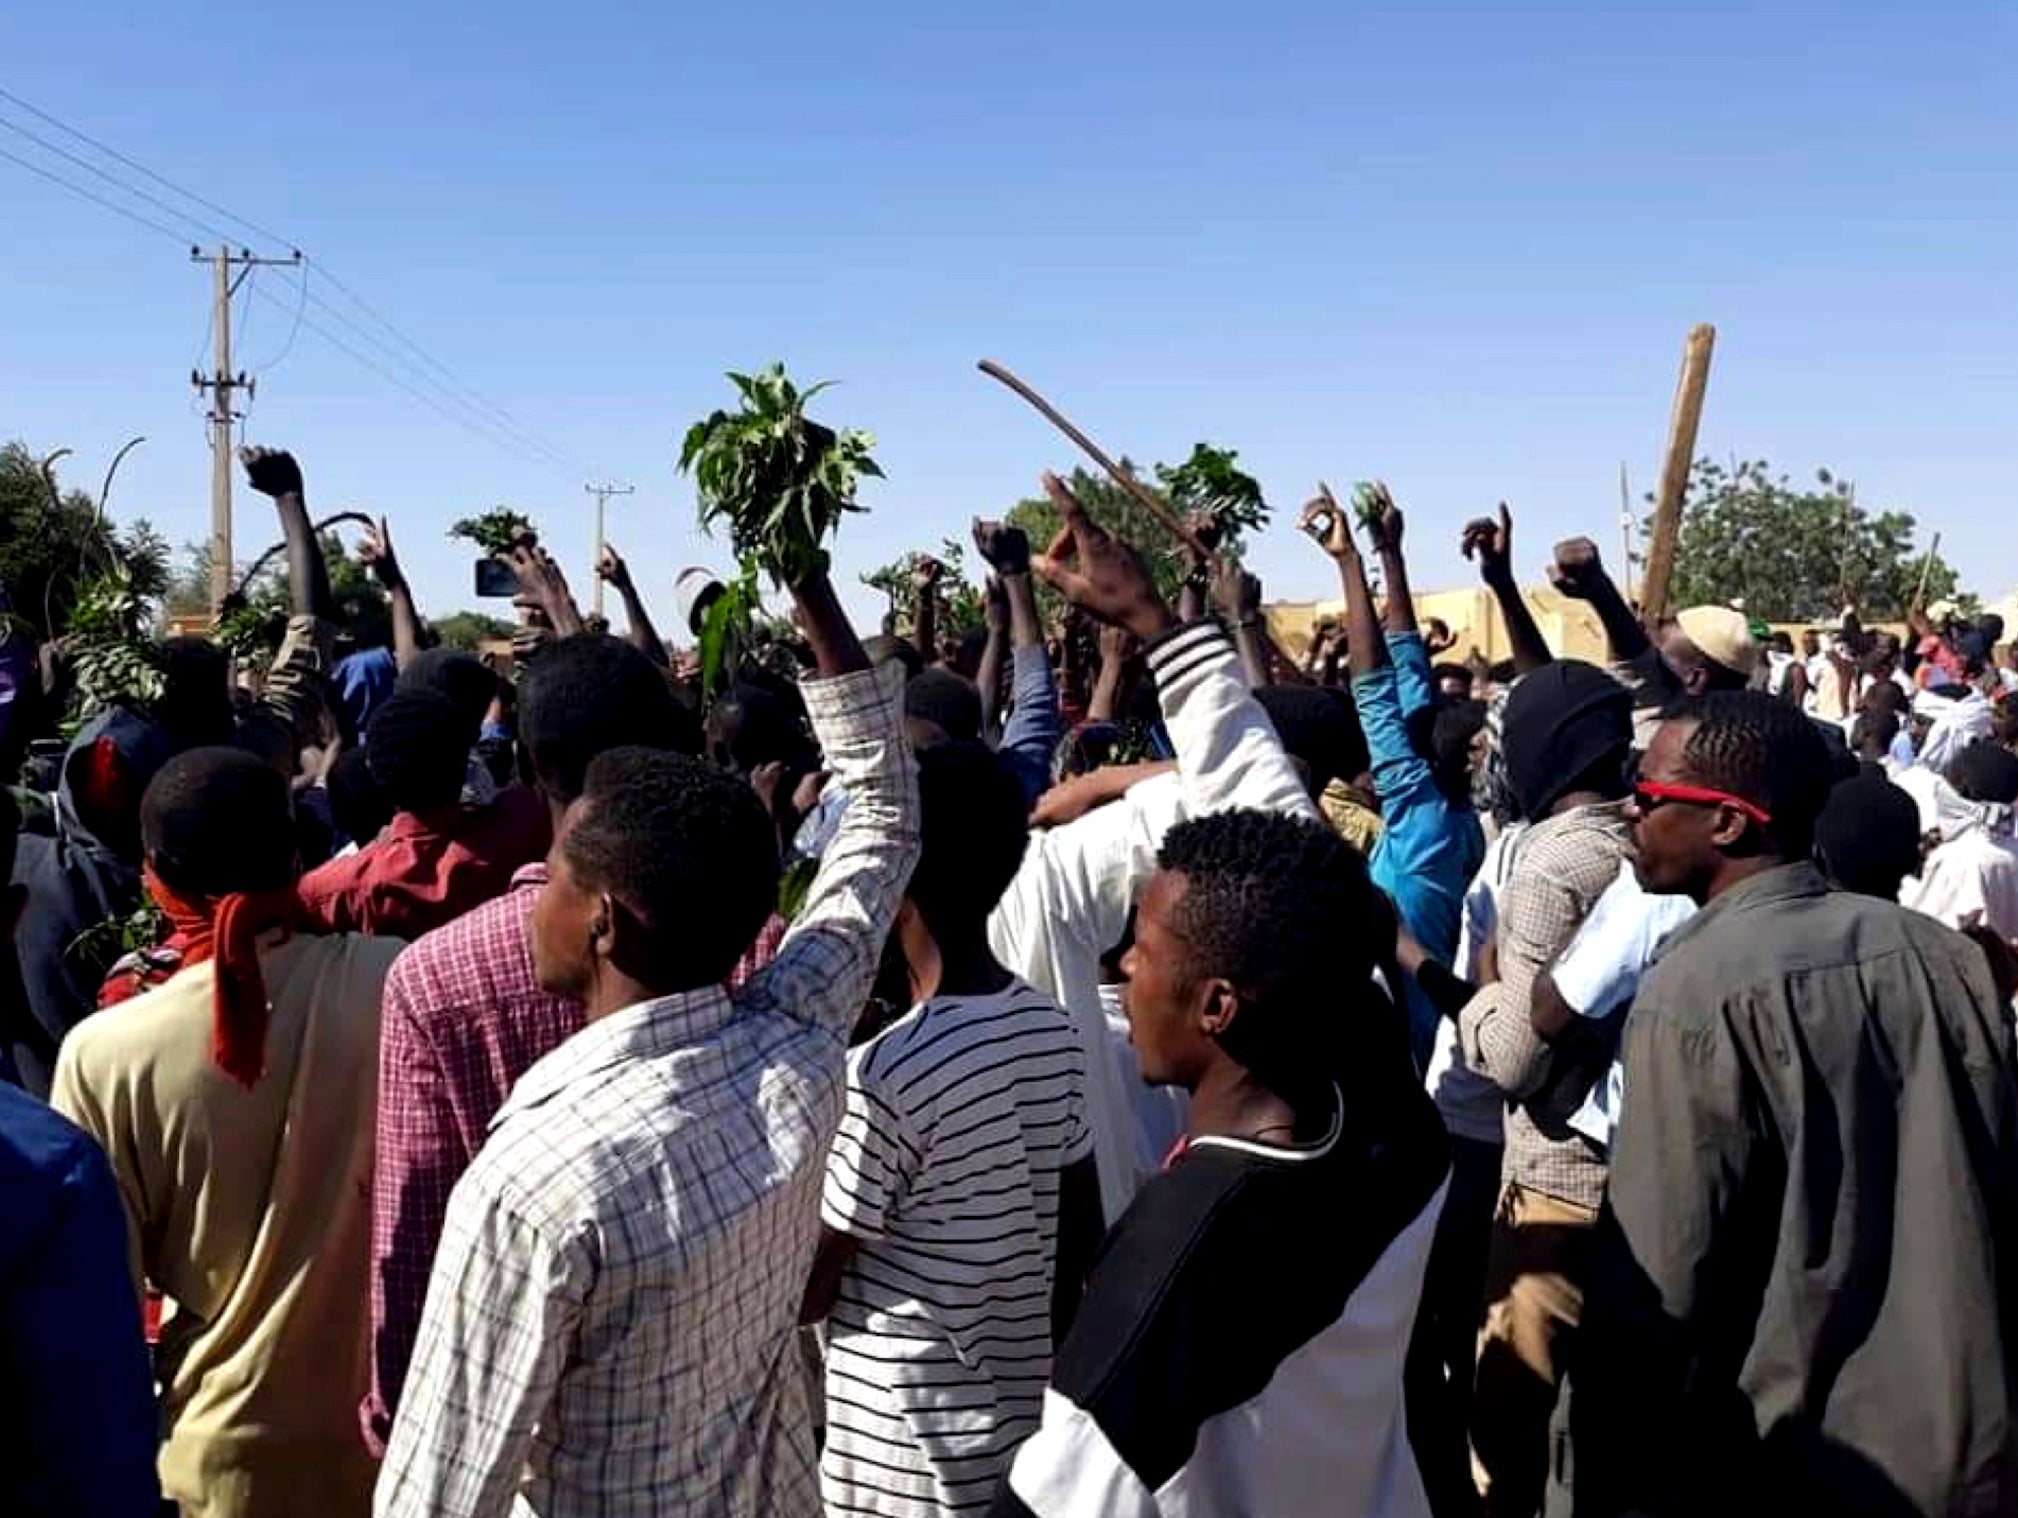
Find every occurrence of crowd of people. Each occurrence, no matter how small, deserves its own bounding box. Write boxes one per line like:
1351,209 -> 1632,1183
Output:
2,443 -> 2016,1518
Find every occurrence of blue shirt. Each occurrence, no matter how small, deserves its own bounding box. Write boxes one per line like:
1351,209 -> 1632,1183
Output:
997,644 -> 1063,806
1357,631 -> 1485,1070
0,1081 -> 160,1516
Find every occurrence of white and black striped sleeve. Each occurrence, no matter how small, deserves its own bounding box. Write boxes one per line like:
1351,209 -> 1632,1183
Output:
822,1042 -> 923,1242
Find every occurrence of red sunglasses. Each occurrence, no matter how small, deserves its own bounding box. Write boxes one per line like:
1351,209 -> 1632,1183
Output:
1632,779 -> 1773,828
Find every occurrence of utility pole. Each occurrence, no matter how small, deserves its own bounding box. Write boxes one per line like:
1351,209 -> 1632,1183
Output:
191,245 -> 301,614
584,481 -> 635,618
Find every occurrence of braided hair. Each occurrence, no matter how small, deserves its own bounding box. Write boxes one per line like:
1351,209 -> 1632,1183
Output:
1677,691 -> 1833,857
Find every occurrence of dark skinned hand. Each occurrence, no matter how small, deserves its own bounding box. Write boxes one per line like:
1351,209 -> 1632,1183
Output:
1032,472 -> 1175,642
238,445 -> 302,499
1461,502 -> 1516,586
971,519 -> 1032,577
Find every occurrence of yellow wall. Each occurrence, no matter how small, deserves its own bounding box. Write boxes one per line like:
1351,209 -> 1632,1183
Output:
1266,585 -> 1614,665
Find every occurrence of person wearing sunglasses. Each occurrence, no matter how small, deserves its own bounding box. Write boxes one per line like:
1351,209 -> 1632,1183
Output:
1573,690 -> 2018,1517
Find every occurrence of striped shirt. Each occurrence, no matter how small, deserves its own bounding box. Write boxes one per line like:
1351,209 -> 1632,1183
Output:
822,981 -> 1092,1516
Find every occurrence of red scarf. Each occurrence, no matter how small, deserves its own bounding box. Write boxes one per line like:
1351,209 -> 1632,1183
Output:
144,867 -> 310,1089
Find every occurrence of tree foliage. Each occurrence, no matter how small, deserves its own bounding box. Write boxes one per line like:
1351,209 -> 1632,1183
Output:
0,442 -> 168,641
860,539 -> 986,640
430,610 -> 516,652
1659,457 -> 1958,623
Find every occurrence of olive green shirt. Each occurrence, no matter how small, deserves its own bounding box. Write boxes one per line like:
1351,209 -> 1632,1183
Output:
1576,863 -> 2018,1516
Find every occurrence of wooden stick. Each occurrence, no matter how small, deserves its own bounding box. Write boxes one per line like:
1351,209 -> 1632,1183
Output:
977,360 -> 1210,555
1637,324 -> 1716,624
1617,461 -> 1636,604
1913,531 -> 1943,612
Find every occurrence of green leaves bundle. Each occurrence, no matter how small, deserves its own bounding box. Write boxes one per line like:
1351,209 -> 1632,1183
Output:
680,364 -> 881,589
1157,444 -> 1268,540
447,509 -> 536,555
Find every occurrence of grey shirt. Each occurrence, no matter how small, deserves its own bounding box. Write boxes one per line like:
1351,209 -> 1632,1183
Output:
1574,863 -> 2018,1517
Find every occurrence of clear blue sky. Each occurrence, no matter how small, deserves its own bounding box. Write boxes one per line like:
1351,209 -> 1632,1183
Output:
3,2 -> 2014,632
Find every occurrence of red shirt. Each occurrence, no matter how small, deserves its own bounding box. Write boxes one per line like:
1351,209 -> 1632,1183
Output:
297,787 -> 551,942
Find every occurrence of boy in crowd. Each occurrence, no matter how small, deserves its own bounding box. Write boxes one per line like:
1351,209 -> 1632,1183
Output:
803,741 -> 1101,1515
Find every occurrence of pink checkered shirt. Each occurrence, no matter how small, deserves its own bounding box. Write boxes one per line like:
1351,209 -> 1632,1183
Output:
362,861 -> 788,1455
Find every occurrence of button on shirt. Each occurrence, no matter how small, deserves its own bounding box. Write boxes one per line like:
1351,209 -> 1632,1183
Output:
375,661 -> 919,1518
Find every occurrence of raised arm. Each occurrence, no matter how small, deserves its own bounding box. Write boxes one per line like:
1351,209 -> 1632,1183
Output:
1464,503 -> 1553,675
746,560 -> 917,1041
1087,624 -> 1134,724
505,538 -> 586,641
1363,484 -> 1421,639
1550,537 -> 1652,667
240,445 -> 332,622
976,575 -> 1009,736
596,545 -> 670,669
975,520 -> 1061,802
1209,554 -> 1269,688
1300,487 -> 1387,679
359,516 -> 423,670
912,555 -> 942,668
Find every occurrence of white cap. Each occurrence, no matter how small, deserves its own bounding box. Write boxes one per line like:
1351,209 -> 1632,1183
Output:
673,567 -> 724,636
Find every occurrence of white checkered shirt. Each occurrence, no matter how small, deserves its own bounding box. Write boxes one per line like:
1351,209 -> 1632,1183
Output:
375,661 -> 918,1518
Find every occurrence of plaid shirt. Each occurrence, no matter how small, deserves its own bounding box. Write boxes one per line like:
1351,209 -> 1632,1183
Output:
1458,800 -> 1633,1210
375,662 -> 917,1518
364,870 -> 792,1455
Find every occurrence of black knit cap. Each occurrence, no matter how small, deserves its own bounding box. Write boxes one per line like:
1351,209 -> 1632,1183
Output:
1499,660 -> 1632,821
1813,772 -> 1924,900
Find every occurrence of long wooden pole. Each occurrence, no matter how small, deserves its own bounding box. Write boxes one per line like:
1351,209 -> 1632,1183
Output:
1913,531 -> 1943,612
1637,324 -> 1716,623
977,360 -> 1210,555
1618,461 -> 1636,604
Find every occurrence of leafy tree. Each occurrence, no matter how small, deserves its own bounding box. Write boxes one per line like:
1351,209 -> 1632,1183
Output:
1658,457 -> 1957,623
860,539 -> 986,639
0,442 -> 168,640
430,610 -> 516,651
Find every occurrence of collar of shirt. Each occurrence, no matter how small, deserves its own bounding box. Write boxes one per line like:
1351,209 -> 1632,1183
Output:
493,984 -> 737,1131
510,860 -> 549,890
1655,860 -> 1829,963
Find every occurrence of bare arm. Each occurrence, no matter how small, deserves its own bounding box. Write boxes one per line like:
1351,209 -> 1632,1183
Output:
1087,624 -> 1135,723
506,539 -> 586,640
359,517 -> 423,670
799,1225 -> 858,1326
239,446 -> 331,621
1463,503 -> 1553,674
1363,486 -> 1420,638
1300,488 -> 1387,678
1051,1155 -> 1102,1346
912,557 -> 942,667
1210,556 -> 1269,688
597,545 -> 670,669
1030,760 -> 1175,829
976,576 -> 1009,736
1550,537 -> 1651,666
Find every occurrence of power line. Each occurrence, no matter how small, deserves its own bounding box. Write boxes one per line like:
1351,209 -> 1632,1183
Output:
245,280 -> 573,478
0,140 -> 189,245
0,111 -> 232,248
0,84 -> 294,251
0,87 -> 593,477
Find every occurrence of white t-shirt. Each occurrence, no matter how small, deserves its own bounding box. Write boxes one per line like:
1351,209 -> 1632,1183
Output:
821,981 -> 1093,1518
1555,863 -> 1698,1148
1422,824 -> 1527,1146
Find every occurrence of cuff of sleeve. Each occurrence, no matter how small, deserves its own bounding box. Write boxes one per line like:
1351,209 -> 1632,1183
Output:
1011,644 -> 1050,678
800,658 -> 906,740
1145,621 -> 1235,705
1384,630 -> 1425,655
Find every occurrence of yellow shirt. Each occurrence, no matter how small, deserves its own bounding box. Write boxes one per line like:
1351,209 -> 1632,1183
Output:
53,930 -> 404,1518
